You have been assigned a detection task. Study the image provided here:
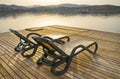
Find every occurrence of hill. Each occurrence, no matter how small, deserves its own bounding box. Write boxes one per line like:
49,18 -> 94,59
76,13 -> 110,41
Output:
0,4 -> 120,17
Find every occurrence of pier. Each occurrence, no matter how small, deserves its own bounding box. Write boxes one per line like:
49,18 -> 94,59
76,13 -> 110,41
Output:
0,25 -> 120,79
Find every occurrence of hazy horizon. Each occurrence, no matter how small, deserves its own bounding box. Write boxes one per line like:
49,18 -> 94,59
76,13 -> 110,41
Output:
0,3 -> 120,7
0,0 -> 120,6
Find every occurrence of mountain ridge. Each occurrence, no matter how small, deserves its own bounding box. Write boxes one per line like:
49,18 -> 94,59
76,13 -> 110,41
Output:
0,4 -> 120,17
0,4 -> 120,8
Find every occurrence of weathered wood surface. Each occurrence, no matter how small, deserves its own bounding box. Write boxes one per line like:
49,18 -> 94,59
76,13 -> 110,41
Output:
0,25 -> 120,79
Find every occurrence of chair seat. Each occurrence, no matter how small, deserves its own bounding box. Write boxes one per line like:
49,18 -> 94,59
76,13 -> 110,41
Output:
57,39 -> 95,55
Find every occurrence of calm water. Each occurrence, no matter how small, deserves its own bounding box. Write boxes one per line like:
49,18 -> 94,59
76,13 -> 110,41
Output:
0,14 -> 120,33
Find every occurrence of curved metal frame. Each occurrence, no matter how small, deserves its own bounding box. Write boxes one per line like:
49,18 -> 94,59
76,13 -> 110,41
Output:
9,29 -> 41,58
32,36 -> 98,76
10,29 -> 70,58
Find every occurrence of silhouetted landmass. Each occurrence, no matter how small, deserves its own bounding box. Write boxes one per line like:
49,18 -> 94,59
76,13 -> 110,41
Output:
0,4 -> 120,17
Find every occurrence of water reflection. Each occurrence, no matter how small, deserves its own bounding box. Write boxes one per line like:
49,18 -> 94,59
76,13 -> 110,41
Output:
0,13 -> 120,33
0,12 -> 120,19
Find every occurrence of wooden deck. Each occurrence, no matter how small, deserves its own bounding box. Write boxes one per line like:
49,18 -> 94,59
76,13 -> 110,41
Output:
0,25 -> 120,79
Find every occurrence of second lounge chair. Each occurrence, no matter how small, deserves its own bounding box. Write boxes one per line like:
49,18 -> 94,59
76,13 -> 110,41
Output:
9,29 -> 70,58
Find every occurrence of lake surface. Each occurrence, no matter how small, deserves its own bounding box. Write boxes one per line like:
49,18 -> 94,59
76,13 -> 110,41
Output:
0,14 -> 120,33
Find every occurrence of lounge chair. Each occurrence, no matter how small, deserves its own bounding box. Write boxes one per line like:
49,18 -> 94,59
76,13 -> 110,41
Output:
32,36 -> 98,76
9,29 -> 42,58
9,29 -> 70,58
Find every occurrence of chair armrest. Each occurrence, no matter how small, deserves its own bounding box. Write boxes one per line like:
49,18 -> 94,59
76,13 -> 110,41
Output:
42,36 -> 54,40
71,41 -> 98,56
58,36 -> 70,42
71,45 -> 85,57
52,36 -> 70,44
26,33 -> 42,38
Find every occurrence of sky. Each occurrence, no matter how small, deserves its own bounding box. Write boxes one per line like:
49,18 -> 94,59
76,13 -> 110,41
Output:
0,0 -> 120,6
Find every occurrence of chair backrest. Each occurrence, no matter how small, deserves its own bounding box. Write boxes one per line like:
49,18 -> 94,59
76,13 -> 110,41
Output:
32,36 -> 68,57
9,29 -> 33,44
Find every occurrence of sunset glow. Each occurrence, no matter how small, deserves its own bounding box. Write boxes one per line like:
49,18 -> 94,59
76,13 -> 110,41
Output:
0,0 -> 120,6
41,0 -> 60,2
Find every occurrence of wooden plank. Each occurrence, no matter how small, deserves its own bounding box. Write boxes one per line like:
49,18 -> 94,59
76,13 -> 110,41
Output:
0,72 -> 5,79
0,57 -> 21,79
0,64 -> 13,79
0,39 -> 72,79
0,25 -> 120,79
0,45 -> 50,79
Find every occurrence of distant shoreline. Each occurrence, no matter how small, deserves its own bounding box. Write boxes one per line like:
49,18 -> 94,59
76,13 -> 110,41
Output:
0,4 -> 120,18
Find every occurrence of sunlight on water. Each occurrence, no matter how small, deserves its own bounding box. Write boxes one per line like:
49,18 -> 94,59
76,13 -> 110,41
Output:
0,14 -> 120,33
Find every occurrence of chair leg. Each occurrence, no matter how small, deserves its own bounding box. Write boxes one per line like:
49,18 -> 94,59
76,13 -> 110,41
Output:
21,45 -> 38,58
36,56 -> 43,65
36,53 -> 48,65
93,42 -> 98,54
51,56 -> 72,76
15,42 -> 24,52
85,42 -> 98,55
37,50 -> 57,66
